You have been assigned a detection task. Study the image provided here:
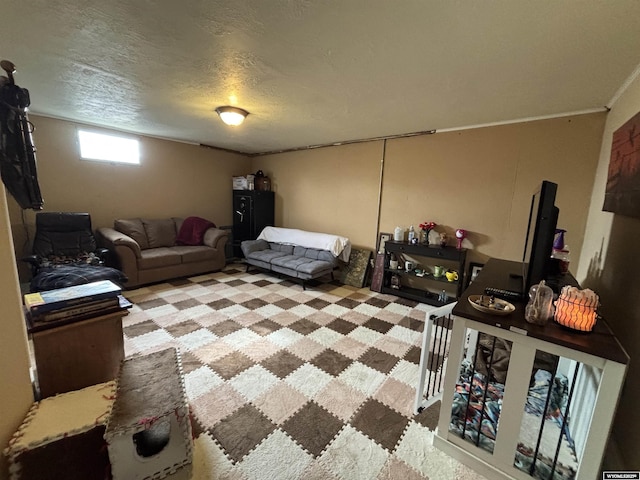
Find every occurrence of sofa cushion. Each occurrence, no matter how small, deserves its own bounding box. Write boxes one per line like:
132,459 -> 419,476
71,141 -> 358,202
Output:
176,216 -> 215,246
138,248 -> 181,270
269,243 -> 295,255
270,255 -> 332,275
172,245 -> 217,263
142,218 -> 176,249
246,249 -> 288,264
293,245 -> 336,263
115,218 -> 149,250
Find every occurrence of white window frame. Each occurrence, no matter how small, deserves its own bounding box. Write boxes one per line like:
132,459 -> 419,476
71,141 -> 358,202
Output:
77,129 -> 141,165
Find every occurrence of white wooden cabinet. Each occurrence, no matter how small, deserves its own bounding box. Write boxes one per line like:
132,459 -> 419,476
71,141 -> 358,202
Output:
433,259 -> 629,480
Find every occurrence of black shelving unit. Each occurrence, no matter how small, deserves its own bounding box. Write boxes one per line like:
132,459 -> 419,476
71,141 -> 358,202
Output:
382,241 -> 467,307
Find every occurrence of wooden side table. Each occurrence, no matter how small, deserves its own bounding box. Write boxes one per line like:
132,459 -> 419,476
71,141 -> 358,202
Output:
29,310 -> 127,398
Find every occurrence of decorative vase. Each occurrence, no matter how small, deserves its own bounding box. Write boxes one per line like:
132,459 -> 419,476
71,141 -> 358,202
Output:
421,230 -> 429,245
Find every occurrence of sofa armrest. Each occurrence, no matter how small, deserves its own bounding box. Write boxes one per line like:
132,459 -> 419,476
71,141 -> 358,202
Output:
97,227 -> 142,259
241,239 -> 269,257
203,228 -> 228,250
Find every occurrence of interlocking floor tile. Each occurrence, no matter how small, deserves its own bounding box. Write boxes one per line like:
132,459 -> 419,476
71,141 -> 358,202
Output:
165,319 -> 202,337
184,365 -> 224,399
179,350 -> 204,374
285,363 -> 333,398
208,319 -> 244,337
374,377 -> 416,416
338,362 -> 386,396
173,298 -> 203,310
123,319 -> 159,337
130,329 -> 173,351
261,350 -> 306,378
207,298 -> 236,310
239,430 -> 312,480
286,337 -> 327,361
306,326 -> 343,347
191,382 -> 248,427
266,328 -> 304,348
365,297 -> 392,308
414,400 -> 441,431
330,336 -> 369,360
177,328 -> 218,351
209,351 -> 256,380
310,349 -> 353,376
348,325 -> 384,345
289,318 -> 322,335
242,338 -> 282,362
273,297 -> 300,310
137,297 -> 169,310
210,404 -> 276,463
363,317 -> 394,334
335,297 -> 361,309
314,379 -> 367,422
304,298 -> 331,310
398,316 -> 425,332
325,318 -> 359,335
319,426 -> 388,480
192,339 -> 236,364
252,382 -> 308,425
241,298 -> 269,310
403,345 -> 423,364
229,364 -> 280,401
351,398 -> 409,452
222,328 -> 262,349
281,401 -> 344,457
359,347 -> 401,374
249,318 -> 282,336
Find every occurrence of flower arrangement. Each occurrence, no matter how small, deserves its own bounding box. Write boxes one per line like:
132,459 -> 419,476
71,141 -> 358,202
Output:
419,221 -> 437,244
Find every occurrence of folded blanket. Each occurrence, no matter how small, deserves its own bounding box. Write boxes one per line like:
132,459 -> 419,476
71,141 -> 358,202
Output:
257,226 -> 351,262
176,216 -> 216,246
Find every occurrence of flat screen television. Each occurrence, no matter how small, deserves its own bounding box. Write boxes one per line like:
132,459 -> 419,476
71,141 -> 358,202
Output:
522,180 -> 558,293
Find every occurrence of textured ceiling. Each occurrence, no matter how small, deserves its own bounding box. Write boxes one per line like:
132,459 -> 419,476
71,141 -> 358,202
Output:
2,1 -> 640,155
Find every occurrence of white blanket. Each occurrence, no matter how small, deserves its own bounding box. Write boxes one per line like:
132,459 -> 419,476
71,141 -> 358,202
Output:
257,226 -> 352,262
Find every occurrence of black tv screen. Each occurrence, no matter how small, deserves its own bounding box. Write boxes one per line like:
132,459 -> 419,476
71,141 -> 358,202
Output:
522,180 -> 558,292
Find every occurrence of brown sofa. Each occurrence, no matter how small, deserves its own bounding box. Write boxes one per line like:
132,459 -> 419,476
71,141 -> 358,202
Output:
96,217 -> 227,288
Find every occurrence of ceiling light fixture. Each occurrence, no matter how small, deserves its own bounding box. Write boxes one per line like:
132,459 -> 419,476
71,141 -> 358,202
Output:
215,106 -> 249,126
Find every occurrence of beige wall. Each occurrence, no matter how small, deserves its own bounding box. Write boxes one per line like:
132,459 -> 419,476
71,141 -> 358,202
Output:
9,115 -> 251,280
254,113 -> 606,271
251,141 -> 384,248
0,186 -> 34,480
576,71 -> 640,469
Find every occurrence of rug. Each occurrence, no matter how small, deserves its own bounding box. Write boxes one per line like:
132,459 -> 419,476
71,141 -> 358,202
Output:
122,264 -> 488,480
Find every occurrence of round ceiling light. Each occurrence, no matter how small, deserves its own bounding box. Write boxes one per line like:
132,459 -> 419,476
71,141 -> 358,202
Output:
215,106 -> 249,126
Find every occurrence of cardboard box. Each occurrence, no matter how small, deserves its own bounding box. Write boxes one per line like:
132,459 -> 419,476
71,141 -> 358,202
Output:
232,176 -> 247,190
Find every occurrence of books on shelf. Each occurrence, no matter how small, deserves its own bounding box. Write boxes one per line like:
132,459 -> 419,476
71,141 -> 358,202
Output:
24,280 -> 122,316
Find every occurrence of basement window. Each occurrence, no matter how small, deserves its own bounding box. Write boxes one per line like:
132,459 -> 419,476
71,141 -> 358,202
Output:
78,129 -> 140,165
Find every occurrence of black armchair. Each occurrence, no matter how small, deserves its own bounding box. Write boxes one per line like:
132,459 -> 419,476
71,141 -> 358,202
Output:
24,212 -> 127,292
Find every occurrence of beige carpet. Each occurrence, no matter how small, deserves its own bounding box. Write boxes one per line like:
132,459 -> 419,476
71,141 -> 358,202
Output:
122,264 -> 488,480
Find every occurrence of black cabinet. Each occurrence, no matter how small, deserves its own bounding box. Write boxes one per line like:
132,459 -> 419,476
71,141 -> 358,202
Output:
382,241 -> 467,306
232,190 -> 275,257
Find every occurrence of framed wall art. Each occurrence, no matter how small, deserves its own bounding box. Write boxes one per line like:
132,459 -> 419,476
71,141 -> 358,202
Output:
603,109 -> 640,219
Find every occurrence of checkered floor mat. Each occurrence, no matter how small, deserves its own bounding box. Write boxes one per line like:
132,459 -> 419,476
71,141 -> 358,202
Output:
122,264 -> 487,480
